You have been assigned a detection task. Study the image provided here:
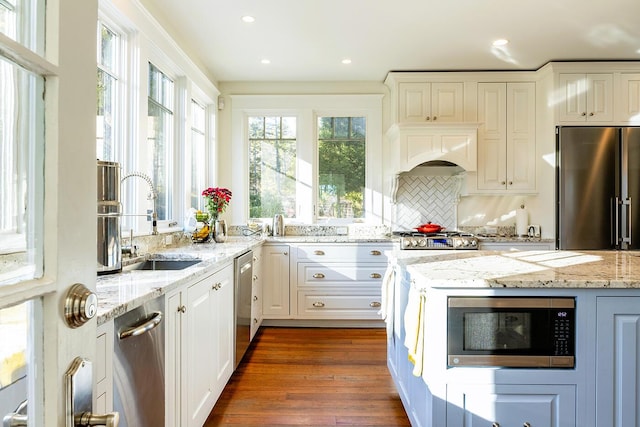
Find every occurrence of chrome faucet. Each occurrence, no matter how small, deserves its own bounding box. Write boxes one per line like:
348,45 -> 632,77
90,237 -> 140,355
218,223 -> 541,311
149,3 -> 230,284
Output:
121,171 -> 158,235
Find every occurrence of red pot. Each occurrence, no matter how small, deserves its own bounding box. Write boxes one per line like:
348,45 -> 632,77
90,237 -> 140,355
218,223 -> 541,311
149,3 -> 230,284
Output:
415,222 -> 445,233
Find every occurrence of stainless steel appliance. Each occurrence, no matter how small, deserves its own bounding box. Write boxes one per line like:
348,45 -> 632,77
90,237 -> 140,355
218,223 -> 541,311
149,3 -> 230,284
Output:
394,231 -> 478,250
234,250 -> 253,367
447,297 -> 575,368
557,126 -> 640,249
272,214 -> 284,236
97,160 -> 122,274
113,296 -> 165,427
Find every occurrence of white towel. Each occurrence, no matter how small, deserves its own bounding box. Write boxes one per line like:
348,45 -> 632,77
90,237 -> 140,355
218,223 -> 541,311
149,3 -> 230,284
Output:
404,286 -> 426,377
380,265 -> 396,336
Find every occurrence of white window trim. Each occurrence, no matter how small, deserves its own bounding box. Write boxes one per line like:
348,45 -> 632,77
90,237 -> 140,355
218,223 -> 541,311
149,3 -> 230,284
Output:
230,94 -> 383,225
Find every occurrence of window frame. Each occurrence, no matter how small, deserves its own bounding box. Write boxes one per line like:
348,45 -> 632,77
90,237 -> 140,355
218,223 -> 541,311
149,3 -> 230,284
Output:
231,94 -> 383,226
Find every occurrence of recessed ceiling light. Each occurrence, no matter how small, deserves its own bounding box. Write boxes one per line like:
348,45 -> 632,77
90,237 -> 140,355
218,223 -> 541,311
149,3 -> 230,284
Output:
261,59 -> 271,65
492,39 -> 509,46
342,58 -> 352,64
241,15 -> 255,23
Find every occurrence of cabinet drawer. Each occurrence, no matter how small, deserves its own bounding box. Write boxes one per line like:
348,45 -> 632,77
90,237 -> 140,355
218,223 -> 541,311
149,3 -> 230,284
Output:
297,263 -> 386,286
297,292 -> 383,319
296,244 -> 389,262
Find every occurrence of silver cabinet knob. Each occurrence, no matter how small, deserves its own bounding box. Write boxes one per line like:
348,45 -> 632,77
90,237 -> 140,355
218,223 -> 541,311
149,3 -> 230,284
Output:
523,423 -> 531,427
312,302 -> 325,308
581,112 -> 587,116
370,250 -> 382,256
589,112 -> 594,116
370,302 -> 381,308
492,423 -> 500,427
177,305 -> 186,313
370,273 -> 382,279
64,283 -> 98,328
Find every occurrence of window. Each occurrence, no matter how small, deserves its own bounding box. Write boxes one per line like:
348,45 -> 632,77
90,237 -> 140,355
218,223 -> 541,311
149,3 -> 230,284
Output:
147,63 -> 174,221
96,21 -> 122,162
0,55 -> 45,284
248,116 -> 297,219
190,100 -> 206,210
317,116 -> 366,220
0,0 -> 45,55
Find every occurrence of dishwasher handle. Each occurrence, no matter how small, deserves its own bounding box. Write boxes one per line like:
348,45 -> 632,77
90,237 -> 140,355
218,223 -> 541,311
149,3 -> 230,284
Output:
118,311 -> 163,340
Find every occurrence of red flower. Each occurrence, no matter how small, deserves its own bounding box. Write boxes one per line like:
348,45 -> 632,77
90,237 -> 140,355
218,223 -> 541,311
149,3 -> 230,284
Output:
202,187 -> 232,219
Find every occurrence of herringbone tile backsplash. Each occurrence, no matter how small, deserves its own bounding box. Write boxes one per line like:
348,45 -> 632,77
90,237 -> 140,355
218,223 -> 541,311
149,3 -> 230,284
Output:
394,175 -> 461,231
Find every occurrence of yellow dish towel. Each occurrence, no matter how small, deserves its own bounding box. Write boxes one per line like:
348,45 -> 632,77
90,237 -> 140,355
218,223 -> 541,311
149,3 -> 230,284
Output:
404,286 -> 426,377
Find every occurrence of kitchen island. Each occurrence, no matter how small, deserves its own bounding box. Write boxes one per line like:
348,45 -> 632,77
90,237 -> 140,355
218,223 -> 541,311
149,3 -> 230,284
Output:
386,249 -> 640,427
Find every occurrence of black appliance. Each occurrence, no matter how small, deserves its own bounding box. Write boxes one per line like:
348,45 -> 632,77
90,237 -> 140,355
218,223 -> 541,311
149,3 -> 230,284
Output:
556,126 -> 640,249
447,297 -> 575,368
394,230 -> 479,250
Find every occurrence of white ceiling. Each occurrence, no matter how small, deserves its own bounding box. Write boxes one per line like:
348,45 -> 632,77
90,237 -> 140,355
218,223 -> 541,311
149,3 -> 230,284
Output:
140,0 -> 640,83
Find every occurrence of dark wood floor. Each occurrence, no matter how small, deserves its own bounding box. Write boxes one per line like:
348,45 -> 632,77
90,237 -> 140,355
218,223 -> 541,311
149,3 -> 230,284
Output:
205,327 -> 410,426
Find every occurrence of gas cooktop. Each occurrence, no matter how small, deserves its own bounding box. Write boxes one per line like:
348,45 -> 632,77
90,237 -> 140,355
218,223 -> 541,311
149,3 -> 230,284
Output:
393,230 -> 479,250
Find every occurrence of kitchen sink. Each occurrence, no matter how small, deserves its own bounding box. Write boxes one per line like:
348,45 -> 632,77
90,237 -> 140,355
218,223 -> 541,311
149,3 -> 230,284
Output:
128,259 -> 201,271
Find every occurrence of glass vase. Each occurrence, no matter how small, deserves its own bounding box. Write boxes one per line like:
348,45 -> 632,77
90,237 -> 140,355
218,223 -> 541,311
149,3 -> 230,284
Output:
212,219 -> 227,243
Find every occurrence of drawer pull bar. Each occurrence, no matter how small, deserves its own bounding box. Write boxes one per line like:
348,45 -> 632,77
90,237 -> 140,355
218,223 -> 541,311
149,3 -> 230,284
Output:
312,302 -> 325,308
370,250 -> 382,256
312,273 -> 325,279
370,273 -> 382,279
370,301 -> 381,308
314,250 -> 325,255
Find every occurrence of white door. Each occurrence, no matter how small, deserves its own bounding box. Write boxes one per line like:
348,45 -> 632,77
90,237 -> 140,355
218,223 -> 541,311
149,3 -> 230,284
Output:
0,2 -> 100,426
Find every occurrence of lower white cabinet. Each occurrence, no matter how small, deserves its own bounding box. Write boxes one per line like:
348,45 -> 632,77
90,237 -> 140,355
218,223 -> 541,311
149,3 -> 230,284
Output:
596,296 -> 640,427
262,244 -> 290,318
166,262 -> 234,427
447,384 -> 576,427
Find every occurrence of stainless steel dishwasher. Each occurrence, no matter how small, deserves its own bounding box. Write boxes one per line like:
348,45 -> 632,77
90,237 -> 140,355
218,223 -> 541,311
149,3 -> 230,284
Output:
235,250 -> 253,367
113,295 -> 165,427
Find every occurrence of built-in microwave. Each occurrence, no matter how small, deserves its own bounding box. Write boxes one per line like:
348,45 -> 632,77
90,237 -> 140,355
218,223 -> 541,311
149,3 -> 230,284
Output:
447,297 -> 575,368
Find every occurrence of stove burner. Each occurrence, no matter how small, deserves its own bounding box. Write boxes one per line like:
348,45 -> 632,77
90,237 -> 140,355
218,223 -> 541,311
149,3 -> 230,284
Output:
394,230 -> 479,250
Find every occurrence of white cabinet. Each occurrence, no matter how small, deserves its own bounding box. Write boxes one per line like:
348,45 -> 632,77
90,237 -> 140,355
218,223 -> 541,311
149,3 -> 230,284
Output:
447,384 -> 576,427
166,262 -> 234,427
94,321 -> 114,415
262,244 -> 290,318
557,73 -> 613,122
475,82 -> 536,193
596,297 -> 640,427
398,82 -> 464,123
294,243 -> 390,320
618,73 -> 640,123
250,246 -> 263,339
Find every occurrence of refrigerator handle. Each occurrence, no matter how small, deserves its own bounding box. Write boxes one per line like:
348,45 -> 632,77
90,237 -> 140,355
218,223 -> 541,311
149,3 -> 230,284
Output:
629,197 -> 632,247
614,197 -> 620,247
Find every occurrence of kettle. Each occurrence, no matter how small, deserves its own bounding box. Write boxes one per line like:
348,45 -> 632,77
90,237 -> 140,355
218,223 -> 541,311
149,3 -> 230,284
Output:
273,214 -> 284,237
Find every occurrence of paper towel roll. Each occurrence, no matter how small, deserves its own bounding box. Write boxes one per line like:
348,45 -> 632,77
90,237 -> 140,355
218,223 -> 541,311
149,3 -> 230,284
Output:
516,205 -> 528,236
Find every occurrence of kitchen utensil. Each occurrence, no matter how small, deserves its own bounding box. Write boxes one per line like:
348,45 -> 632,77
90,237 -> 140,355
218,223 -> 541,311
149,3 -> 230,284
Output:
415,222 -> 445,233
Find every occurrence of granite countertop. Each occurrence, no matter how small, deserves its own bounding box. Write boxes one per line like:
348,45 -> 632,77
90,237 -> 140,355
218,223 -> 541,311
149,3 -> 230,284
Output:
266,235 -> 393,243
392,249 -> 640,289
95,237 -> 263,325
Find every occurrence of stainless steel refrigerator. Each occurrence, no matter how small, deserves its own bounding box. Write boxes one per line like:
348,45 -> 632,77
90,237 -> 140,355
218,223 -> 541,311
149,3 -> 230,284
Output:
557,126 -> 640,249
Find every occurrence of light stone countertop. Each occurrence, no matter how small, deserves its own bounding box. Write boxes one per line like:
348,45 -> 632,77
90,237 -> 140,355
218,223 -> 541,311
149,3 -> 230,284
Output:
95,237 -> 263,325
391,249 -> 640,289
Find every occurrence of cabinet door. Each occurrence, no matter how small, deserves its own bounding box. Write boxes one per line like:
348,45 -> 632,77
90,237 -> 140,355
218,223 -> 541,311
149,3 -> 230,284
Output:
619,73 -> 640,123
211,264 -> 234,399
596,297 -> 640,427
477,82 -> 507,190
398,82 -> 431,122
262,244 -> 290,317
431,82 -> 464,122
447,384 -> 576,427
185,278 -> 217,427
251,247 -> 263,340
506,82 -> 536,192
166,291 -> 185,427
558,73 -> 613,122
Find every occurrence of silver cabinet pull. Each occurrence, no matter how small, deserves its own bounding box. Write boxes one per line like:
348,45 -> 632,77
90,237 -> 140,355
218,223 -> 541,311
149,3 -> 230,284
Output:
314,250 -> 325,255
492,423 -> 500,427
253,275 -> 258,281
253,295 -> 258,302
370,250 -> 381,256
119,311 -> 162,340
312,273 -> 325,279
581,112 -> 587,116
212,282 -> 222,290
370,302 -> 381,308
370,273 -> 382,279
253,318 -> 258,324
75,412 -> 120,427
283,252 -> 288,256
312,302 -> 325,308
523,423 -> 531,427
177,305 -> 186,313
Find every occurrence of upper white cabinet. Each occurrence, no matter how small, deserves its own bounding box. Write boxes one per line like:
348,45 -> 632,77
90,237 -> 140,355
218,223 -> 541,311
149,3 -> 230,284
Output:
398,82 -> 464,123
474,82 -> 536,193
618,73 -> 640,122
557,73 -> 613,122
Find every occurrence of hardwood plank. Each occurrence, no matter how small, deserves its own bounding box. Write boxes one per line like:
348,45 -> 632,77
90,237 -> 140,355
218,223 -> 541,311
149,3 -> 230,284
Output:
205,327 -> 410,427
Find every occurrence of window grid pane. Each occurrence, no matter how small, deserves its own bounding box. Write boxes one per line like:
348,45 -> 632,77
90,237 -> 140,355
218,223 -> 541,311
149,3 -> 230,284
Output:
249,116 -> 297,219
190,100 -> 205,210
317,116 -> 366,220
